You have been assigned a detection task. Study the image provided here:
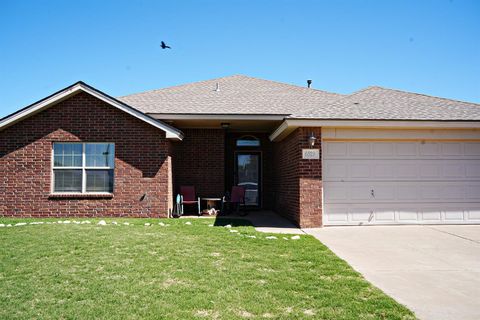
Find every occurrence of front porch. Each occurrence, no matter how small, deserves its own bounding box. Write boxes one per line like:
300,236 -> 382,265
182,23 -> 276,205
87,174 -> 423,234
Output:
166,122 -> 323,228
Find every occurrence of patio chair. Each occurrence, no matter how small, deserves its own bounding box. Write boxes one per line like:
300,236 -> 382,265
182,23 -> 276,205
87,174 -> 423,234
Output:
222,186 -> 247,216
177,186 -> 201,216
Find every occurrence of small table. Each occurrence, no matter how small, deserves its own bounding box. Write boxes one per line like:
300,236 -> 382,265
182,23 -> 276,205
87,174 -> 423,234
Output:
201,197 -> 222,215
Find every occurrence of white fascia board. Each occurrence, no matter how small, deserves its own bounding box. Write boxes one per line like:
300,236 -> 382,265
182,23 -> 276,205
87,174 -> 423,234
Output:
0,83 -> 184,141
149,113 -> 286,121
269,119 -> 480,141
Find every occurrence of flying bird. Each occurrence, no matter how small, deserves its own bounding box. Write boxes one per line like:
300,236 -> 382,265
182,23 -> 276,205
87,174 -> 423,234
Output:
160,41 -> 171,49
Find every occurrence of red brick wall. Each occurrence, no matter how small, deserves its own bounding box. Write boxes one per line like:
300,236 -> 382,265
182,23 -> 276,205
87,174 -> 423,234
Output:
273,127 -> 322,227
0,92 -> 172,218
171,129 -> 225,198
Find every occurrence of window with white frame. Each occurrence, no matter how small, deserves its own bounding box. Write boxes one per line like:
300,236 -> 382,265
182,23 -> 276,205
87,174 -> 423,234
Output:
52,142 -> 115,193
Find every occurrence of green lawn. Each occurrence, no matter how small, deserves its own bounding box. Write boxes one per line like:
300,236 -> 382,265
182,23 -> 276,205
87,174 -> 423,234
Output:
0,217 -> 415,319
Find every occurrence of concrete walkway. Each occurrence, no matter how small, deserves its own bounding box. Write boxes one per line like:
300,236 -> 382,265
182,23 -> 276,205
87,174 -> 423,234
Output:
304,225 -> 480,320
220,210 -> 304,234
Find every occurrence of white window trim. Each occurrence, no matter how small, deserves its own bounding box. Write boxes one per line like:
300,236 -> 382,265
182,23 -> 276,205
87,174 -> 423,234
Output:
51,142 -> 115,195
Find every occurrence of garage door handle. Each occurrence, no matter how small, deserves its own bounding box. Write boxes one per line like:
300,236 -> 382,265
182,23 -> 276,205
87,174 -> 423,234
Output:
371,189 -> 375,197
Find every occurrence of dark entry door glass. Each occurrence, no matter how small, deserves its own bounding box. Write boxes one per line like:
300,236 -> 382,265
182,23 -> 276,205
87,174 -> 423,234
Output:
236,153 -> 260,206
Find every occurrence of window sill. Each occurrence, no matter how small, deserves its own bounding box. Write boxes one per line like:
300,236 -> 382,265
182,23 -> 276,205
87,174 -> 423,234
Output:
49,193 -> 114,199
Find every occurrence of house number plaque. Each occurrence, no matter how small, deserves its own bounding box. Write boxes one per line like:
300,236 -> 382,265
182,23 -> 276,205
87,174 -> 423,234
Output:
302,149 -> 320,159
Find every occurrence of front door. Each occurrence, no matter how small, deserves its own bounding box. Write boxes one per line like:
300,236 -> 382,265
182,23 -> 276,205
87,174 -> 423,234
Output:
235,152 -> 261,207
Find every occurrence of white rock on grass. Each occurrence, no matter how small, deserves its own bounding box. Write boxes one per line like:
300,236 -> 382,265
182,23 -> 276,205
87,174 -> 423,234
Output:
111,221 -> 118,225
184,221 -> 192,225
208,224 -> 214,227
144,223 -> 151,226
224,224 -> 232,228
283,237 -> 289,240
291,235 -> 301,240
97,220 -> 107,226
245,235 -> 256,239
123,222 -> 130,226
229,230 -> 239,233
73,221 -> 81,224
265,236 -> 277,240
15,222 -> 27,227
63,220 -> 71,224
158,222 -> 165,226
81,221 -> 91,224
6,224 -> 12,227
0,224 -> 5,227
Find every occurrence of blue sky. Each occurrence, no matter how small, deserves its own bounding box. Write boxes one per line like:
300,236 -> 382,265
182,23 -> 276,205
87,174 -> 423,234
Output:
1,0 -> 479,118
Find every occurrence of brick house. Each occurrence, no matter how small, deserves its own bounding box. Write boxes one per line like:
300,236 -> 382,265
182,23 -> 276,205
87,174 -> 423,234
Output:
1,75 -> 480,227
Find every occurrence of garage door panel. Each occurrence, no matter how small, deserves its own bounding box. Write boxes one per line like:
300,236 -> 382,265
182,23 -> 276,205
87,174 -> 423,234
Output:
373,209 -> 396,222
444,210 -> 465,221
466,208 -> 480,220
396,142 -> 418,156
466,184 -> 480,199
324,142 -> 348,157
397,209 -> 419,222
465,164 -> 480,177
443,164 -> 466,178
324,207 -> 349,223
323,140 -> 480,225
324,181 -> 479,204
350,142 -> 371,156
351,209 -> 372,222
324,159 -> 480,181
419,142 -> 440,156
373,143 -> 394,156
324,141 -> 480,160
441,142 -> 463,156
420,209 -> 443,221
464,142 -> 480,156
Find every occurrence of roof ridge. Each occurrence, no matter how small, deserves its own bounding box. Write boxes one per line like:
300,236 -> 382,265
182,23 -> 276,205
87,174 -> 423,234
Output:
118,75 -> 246,98
229,74 -> 343,96
366,86 -> 480,107
118,74 -> 343,98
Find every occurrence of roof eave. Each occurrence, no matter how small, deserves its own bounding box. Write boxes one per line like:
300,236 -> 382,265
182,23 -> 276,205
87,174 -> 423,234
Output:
269,119 -> 480,141
0,82 -> 184,141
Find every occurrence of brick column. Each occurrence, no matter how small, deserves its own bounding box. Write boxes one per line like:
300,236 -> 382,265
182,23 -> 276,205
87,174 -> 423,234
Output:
297,128 -> 323,227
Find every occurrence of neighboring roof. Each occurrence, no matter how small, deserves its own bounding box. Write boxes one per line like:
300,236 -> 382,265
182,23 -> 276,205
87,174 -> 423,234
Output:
118,74 -> 344,115
0,81 -> 184,140
291,86 -> 480,121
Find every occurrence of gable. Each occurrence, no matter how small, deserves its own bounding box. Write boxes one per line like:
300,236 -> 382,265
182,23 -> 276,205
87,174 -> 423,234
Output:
0,82 -> 183,140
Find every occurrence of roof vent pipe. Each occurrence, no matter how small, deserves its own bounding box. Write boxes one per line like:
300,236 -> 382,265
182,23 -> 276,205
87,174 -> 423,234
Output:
215,83 -> 220,92
307,80 -> 312,88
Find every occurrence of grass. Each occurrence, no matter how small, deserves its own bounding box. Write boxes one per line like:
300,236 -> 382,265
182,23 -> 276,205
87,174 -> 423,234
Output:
0,217 -> 415,319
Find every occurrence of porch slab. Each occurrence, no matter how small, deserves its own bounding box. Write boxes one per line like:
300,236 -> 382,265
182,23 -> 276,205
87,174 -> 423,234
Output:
222,211 -> 304,234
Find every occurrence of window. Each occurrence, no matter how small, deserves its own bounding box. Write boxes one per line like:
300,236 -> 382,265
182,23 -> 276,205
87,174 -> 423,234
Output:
52,143 -> 114,193
236,136 -> 261,147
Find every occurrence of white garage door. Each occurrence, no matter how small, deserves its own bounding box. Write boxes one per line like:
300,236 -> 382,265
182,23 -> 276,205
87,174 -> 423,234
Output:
323,141 -> 480,225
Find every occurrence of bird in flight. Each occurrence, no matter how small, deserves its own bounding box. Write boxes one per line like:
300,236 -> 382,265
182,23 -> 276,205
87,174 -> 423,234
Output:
160,41 -> 171,49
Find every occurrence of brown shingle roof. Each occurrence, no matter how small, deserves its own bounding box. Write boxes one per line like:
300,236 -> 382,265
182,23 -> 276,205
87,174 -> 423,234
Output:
291,86 -> 480,120
118,75 -> 344,115
119,75 -> 480,121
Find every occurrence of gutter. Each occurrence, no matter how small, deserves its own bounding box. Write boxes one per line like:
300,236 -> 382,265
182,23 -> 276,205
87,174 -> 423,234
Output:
269,119 -> 480,142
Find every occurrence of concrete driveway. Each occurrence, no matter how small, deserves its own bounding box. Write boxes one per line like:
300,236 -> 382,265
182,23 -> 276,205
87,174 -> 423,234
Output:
304,225 -> 480,320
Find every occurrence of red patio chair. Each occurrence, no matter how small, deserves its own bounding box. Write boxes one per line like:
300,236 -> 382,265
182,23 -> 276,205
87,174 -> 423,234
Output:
178,186 -> 201,216
222,186 -> 247,216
